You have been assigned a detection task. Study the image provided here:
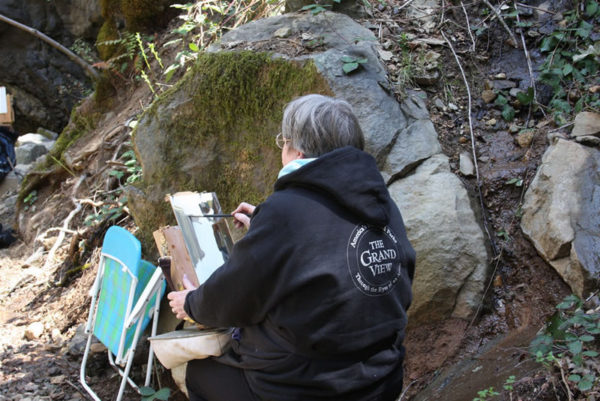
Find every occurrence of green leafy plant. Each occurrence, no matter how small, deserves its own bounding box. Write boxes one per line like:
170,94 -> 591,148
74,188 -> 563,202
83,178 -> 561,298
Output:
496,229 -> 510,241
84,195 -> 127,226
140,386 -> 171,401
530,294 -> 600,394
341,55 -> 368,74
494,94 -> 515,122
473,386 -> 499,401
301,3 -> 331,14
23,190 -> 38,211
505,177 -> 523,187
163,0 -> 284,82
537,3 -> 600,124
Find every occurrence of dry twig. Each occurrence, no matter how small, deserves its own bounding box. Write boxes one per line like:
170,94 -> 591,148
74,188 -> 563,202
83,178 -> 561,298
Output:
441,33 -> 500,330
43,175 -> 86,270
461,0 -> 476,52
482,0 -> 519,47
514,1 -> 538,119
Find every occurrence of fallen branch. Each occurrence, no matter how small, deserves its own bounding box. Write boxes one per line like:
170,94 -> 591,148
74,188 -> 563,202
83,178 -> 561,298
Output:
482,0 -> 519,48
0,13 -> 99,80
557,360 -> 574,401
43,175 -> 86,270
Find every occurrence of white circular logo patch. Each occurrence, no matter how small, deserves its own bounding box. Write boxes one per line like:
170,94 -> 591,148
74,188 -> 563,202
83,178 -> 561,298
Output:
347,225 -> 402,296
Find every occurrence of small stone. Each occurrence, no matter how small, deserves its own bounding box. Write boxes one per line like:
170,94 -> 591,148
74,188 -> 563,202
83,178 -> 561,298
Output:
414,70 -> 440,86
459,152 -> 475,176
486,118 -> 497,126
482,90 -> 497,103
24,382 -> 38,392
90,342 -> 107,354
509,88 -> 523,98
527,29 -> 541,38
50,375 -> 66,385
571,112 -> 600,137
448,102 -> 459,111
492,80 -> 517,90
484,80 -> 493,90
479,155 -> 489,163
273,27 -> 292,38
516,130 -> 535,148
458,136 -> 469,144
25,322 -> 44,340
494,72 -> 506,79
51,328 -> 62,342
378,49 -> 393,61
433,98 -> 445,110
509,123 -> 520,134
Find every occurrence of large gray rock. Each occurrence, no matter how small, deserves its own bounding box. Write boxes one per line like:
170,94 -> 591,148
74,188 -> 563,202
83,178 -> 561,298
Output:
521,139 -> 600,296
212,12 -> 410,163
389,154 -> 488,324
381,119 -> 441,183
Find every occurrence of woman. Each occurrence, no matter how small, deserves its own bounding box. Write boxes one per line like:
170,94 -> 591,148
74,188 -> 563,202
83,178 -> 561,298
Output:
168,94 -> 415,401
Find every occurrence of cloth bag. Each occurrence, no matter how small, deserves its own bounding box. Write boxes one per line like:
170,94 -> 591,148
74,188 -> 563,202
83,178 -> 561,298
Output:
149,327 -> 232,369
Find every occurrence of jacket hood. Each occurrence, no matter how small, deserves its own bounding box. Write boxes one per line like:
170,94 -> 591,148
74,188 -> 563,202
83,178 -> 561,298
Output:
274,146 -> 392,226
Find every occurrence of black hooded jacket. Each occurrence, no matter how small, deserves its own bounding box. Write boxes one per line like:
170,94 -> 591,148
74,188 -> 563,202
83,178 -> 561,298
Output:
185,146 -> 415,401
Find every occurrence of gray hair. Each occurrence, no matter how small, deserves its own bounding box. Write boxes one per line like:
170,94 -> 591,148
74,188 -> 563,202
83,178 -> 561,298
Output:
281,94 -> 364,158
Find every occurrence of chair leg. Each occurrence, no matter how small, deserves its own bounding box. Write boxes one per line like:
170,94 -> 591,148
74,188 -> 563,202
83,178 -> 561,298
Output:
80,329 -> 102,401
145,279 -> 163,387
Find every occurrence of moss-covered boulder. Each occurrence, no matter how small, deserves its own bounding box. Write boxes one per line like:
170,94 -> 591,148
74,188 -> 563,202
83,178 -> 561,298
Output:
130,51 -> 332,250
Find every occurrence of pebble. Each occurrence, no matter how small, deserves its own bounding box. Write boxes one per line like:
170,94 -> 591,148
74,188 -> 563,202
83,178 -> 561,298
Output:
448,102 -> 459,111
273,27 -> 291,38
459,152 -> 475,176
492,80 -> 517,90
51,328 -> 62,342
509,88 -> 523,97
509,123 -> 520,134
516,130 -> 535,148
494,72 -> 507,79
486,118 -> 497,126
433,98 -> 445,110
481,90 -> 497,103
90,342 -> 107,354
50,375 -> 66,384
458,136 -> 469,144
25,322 -> 44,340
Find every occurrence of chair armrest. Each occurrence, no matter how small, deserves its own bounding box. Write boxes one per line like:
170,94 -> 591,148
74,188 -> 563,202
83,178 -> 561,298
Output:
125,268 -> 164,329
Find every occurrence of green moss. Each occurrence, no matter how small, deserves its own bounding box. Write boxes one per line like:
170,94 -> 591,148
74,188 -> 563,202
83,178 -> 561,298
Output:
121,0 -> 176,32
131,51 -> 332,250
93,70 -> 117,110
96,19 -> 120,61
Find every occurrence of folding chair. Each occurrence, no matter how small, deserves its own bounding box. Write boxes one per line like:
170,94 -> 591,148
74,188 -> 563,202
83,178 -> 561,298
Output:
80,226 -> 166,401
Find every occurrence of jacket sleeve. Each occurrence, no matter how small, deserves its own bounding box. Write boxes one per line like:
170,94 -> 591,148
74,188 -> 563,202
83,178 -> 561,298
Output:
183,198 -> 294,327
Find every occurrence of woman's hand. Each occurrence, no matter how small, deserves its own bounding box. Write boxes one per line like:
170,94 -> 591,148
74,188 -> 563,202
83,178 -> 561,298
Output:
167,275 -> 197,320
232,202 -> 255,230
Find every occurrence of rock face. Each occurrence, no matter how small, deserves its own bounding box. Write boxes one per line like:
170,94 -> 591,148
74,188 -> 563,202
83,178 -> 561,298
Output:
132,11 -> 489,325
389,155 -> 488,323
0,0 -> 100,133
521,139 -> 600,297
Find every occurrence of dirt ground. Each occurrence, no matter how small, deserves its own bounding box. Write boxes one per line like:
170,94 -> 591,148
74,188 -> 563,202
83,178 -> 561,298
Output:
0,1 -> 576,400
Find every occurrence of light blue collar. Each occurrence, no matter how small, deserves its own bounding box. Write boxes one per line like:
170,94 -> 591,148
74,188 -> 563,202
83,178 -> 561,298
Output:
278,158 -> 316,179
